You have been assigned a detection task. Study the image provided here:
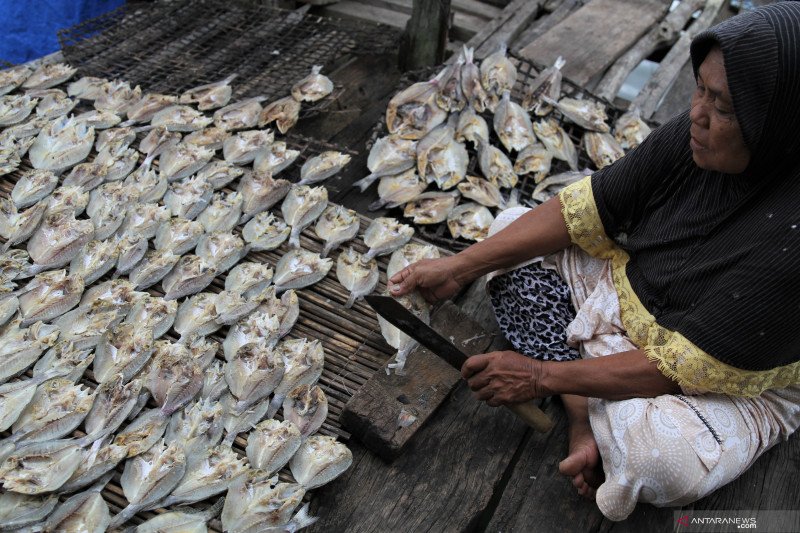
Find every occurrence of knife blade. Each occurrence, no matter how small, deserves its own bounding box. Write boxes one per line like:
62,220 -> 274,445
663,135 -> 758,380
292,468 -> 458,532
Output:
365,295 -> 553,432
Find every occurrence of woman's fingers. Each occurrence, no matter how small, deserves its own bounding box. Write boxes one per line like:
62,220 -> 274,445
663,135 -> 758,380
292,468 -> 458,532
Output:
461,353 -> 490,379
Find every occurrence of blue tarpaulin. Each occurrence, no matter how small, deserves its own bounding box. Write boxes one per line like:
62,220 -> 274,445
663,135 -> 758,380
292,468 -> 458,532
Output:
0,0 -> 125,64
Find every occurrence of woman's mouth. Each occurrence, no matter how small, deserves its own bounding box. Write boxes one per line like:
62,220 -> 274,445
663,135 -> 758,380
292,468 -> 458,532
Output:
690,136 -> 707,151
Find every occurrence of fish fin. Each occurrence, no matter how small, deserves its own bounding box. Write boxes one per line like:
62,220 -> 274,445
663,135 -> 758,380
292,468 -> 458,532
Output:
352,173 -> 379,192
345,293 -> 356,308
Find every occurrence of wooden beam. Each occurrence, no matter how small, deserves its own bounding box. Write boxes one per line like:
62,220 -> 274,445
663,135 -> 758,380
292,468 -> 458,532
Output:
511,0 -> 581,56
399,0 -> 452,70
461,0 -> 544,60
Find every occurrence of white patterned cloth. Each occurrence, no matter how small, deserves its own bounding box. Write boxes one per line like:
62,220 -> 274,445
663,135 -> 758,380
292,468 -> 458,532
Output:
487,209 -> 800,521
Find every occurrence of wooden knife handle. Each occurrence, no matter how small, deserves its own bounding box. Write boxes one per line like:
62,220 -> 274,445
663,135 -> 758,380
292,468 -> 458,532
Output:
506,401 -> 553,432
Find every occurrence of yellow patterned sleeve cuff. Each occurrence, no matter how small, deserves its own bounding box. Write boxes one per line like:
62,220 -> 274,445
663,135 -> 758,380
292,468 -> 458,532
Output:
558,176 -> 617,260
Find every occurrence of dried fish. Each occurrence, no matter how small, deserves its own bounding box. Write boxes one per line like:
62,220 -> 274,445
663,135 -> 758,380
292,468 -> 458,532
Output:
122,203 -> 170,240
0,319 -> 60,383
584,131 -> 625,169
68,239 -> 119,285
298,150 -> 351,186
37,474 -> 111,532
418,124 -> 469,190
134,499 -> 223,533
96,126 -> 136,154
0,141 -> 22,177
72,109 -> 121,130
363,216 -> 414,261
33,342 -> 94,383
129,249 -> 181,290
125,92 -> 178,123
113,408 -> 168,458
242,211 -> 290,251
461,46 -> 490,113
93,80 -> 143,116
162,254 -> 217,300
0,250 -> 30,284
225,341 -> 285,417
214,96 -> 265,131
29,115 -> 95,172
219,395 -> 271,446
45,185 -> 89,216
34,91 -> 76,120
533,118 -> 578,171
353,135 -> 417,192
151,105 -> 213,132
179,74 -> 237,110
154,217 -> 204,255
292,65 -> 334,102
125,295 -> 178,340
109,440 -> 186,529
386,243 -> 440,279
80,278 -> 146,314
369,168 -> 426,212
139,125 -> 181,165
386,75 -> 446,140
53,306 -> 122,351
184,126 -> 231,151
198,191 -> 243,233
17,269 -> 84,326
96,145 -> 140,183
273,249 -> 333,293
259,96 -> 301,134
87,182 -> 133,240
174,292 -> 221,341
480,43 -> 517,112
223,311 -> 281,361
225,262 -> 274,300
455,105 -> 489,146
82,376 -> 143,444
66,76 -> 108,100
62,161 -> 108,190
494,90 -> 536,152
436,57 -> 465,112
531,170 -> 588,203
522,56 -> 565,116
93,323 -> 155,384
547,96 -> 610,132
477,139 -> 518,189
0,65 -> 32,96
281,185 -> 328,248
614,106 -> 651,150
258,287 -> 299,339
59,439 -> 127,493
167,398 -> 224,464
11,378 -> 93,444
1,114 -> 49,142
0,95 -> 38,126
0,294 -> 18,327
223,129 -> 274,165
246,419 -> 302,474
0,492 -> 58,531
222,473 -> 309,533
290,435 -> 352,489
403,191 -> 460,224
147,347 -> 203,416
201,361 -> 227,401
0,439 -> 83,494
160,142 -> 215,182
196,231 -> 247,273
378,290 -> 430,373
0,373 -> 64,434
283,384 -> 328,438
253,140 -> 301,176
513,142 -> 553,183
314,204 -> 360,257
457,175 -> 504,208
0,199 -> 47,251
238,171 -> 292,223
158,445 -> 248,509
268,337 -> 324,418
114,231 -> 149,276
195,160 -> 245,190
447,202 -> 494,241
164,175 -> 214,220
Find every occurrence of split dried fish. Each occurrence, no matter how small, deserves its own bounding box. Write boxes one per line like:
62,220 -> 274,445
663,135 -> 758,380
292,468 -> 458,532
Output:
164,176 -> 214,220
29,115 -> 95,172
225,341 -> 285,416
245,419 -> 301,474
417,125 -> 469,190
0,95 -> 38,126
378,290 -> 429,373
314,204 -> 360,257
94,80 -> 142,116
125,295 -> 178,340
386,75 -> 446,140
147,347 -> 203,416
268,337 -> 324,418
522,56 -> 565,116
62,161 -> 109,191
1,114 -> 50,142
72,109 -> 121,130
363,216 -> 414,261
196,231 -> 247,273
129,249 -> 181,290
122,202 -> 170,239
96,144 -> 140,182
0,65 -> 32,96
114,231 -> 149,276
184,126 -> 231,151
584,131 -> 624,169
223,310 -> 281,361
548,96 -> 609,132
0,439 -> 83,494
461,46 -> 490,113
109,440 -> 186,529
113,408 -> 168,458
139,125 -> 181,165
513,142 -> 553,183
531,170 -> 588,203
160,142 -> 215,182
199,191 -> 243,233
10,378 -> 93,445
37,474 -> 111,533
457,175 -> 504,208
477,139 -> 518,189
83,376 -> 143,444
225,262 -> 274,300
242,211 -> 290,251
273,249 -> 333,293
66,76 -> 108,100
0,141 -> 22,177
134,499 -> 223,533
0,372 -> 64,434
34,91 -> 76,120
259,96 -> 301,134
494,90 -> 536,152
125,92 -> 178,123
281,185 -> 328,248
221,471 -> 306,533
0,199 -> 47,251
179,74 -> 237,110
18,269 -> 84,326
0,492 -> 57,531
448,202 -> 495,241
87,182 -> 133,240
253,140 -> 301,176
283,384 -> 328,438
80,278 -> 146,314
436,57 -> 465,112
162,254 -> 217,300
33,342 -> 94,383
403,191 -> 460,224
0,249 -> 32,284
93,323 -> 154,384
156,444 -> 248,507
258,287 -> 300,339
455,105 -> 489,146
167,398 -> 224,465
214,96 -> 265,131
614,107 -> 651,150
69,239 -> 119,284
298,151 -> 351,186
369,168 -> 426,211
480,43 -> 517,112
219,395 -> 271,447
0,294 -> 19,327
53,306 -> 122,351
96,126 -> 136,154
45,185 -> 89,216
353,135 -> 417,192
223,129 -> 274,165
238,171 -> 291,222
292,65 -> 334,102
154,217 -> 204,255
195,160 -> 245,191
290,435 -> 352,489
386,242 -> 440,279
201,360 -> 227,401
533,118 -> 578,171
59,439 -> 127,493
174,292 -> 221,341
0,319 -> 60,383
151,105 -> 213,132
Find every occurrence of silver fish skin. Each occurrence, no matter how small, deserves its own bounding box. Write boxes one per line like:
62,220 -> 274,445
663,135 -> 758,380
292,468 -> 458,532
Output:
273,249 -> 333,293
245,419 -> 302,474
0,199 -> 47,251
386,242 -> 440,280
121,203 -> 170,239
225,262 -> 274,299
268,337 -> 324,418
161,255 -> 217,301
386,77 -> 447,140
281,185 -> 328,248
79,278 -> 147,314
221,473 -> 306,532
114,231 -> 149,276
59,439 -> 127,493
0,372 -> 67,433
138,125 -> 181,166
523,56 -> 565,115
220,395 -> 271,446
531,170 -> 589,203
86,182 -> 132,241
237,171 -> 291,222
614,106 -> 652,150
457,175 -> 504,208
0,439 -> 84,494
125,295 -> 177,340
179,73 -> 237,110
290,435 -> 353,489
584,131 -> 625,169
447,202 -> 495,241
174,292 -> 221,341
93,323 -> 155,384
369,168 -> 426,211
37,474 -> 111,533
195,160 -> 244,190
18,269 -> 84,327
314,204 -> 360,257
184,126 -> 231,152
198,191 -> 243,233
167,398 -> 224,460
34,91 -> 77,120
0,294 -> 18,327
336,247 -> 379,308
353,135 -> 417,192
479,43 -> 518,113
53,306 -> 123,351
134,500 -> 223,533
94,144 -> 140,182
258,288 -> 299,339
222,129 -> 274,165
62,161 -> 108,191
67,76 -> 108,100
113,408 -> 168,458
214,289 -> 261,326
213,96 -> 266,131
0,141 -> 22,177
460,46 -> 490,113
225,340 -> 285,415
0,94 -> 38,126
110,440 -> 186,529
28,115 -> 95,172
403,191 -> 460,224
125,92 -> 178,123
72,109 -> 121,130
253,140 -> 301,176
362,216 -> 414,261
283,384 -> 328,438
258,96 -> 301,134
129,249 -> 181,290
298,151 -> 351,186
513,142 -> 553,183
0,65 -> 32,96
69,238 -> 119,285
11,378 -> 94,445
82,376 -> 143,445
201,360 -> 227,401
154,217 -> 204,255
223,310 -> 281,361
242,211 -> 290,252
151,105 -> 213,132
455,105 -> 489,146
94,80 -> 142,116
494,90 -> 536,152
548,96 -> 610,132
378,290 -> 430,374
147,347 -> 203,416
0,492 -> 58,531
159,142 -> 215,182
195,231 -> 247,274
477,139 -> 518,189
45,185 -> 89,217
0,319 -> 60,383
164,176 -> 214,220
292,65 -> 334,102
32,342 -> 94,383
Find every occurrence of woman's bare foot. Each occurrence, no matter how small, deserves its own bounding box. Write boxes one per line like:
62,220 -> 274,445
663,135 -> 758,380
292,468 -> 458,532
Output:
559,395 -> 604,499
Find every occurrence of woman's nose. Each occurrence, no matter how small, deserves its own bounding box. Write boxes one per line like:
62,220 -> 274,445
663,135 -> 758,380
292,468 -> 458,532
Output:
690,99 -> 710,128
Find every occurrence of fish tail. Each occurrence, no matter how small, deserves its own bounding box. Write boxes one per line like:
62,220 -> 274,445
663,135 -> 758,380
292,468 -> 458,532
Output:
267,395 -> 283,419
108,505 -> 140,530
345,293 -> 356,308
352,173 -> 378,192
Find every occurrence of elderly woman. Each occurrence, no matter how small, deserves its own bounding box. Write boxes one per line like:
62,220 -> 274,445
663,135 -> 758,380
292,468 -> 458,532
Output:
389,3 -> 800,521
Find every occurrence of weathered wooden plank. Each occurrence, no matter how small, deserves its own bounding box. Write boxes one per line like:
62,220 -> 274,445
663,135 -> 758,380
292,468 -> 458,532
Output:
518,0 -> 669,86
399,0 -> 452,70
468,0 -> 544,58
511,0 -> 581,55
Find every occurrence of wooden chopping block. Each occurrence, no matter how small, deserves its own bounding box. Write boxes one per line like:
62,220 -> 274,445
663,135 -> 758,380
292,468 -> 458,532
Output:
340,301 -> 496,461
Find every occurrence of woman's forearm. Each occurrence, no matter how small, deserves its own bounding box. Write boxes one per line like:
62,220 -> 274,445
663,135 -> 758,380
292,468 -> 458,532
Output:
538,349 -> 681,400
452,197 -> 572,284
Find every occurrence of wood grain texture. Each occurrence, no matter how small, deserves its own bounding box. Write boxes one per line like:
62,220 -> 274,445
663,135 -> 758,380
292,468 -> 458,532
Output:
518,0 -> 669,86
512,0 -> 581,55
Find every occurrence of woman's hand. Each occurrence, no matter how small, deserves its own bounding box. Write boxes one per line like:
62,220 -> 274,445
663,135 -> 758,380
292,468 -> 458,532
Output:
461,351 -> 548,406
388,256 -> 471,303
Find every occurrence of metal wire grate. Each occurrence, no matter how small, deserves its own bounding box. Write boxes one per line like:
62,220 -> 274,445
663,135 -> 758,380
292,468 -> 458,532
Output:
58,0 -> 400,118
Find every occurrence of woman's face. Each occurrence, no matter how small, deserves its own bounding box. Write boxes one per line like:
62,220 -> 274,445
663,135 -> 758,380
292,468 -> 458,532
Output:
689,47 -> 751,173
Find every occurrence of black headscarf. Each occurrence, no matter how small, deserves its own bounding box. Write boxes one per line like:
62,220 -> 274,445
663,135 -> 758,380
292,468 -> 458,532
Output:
590,3 -> 800,372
